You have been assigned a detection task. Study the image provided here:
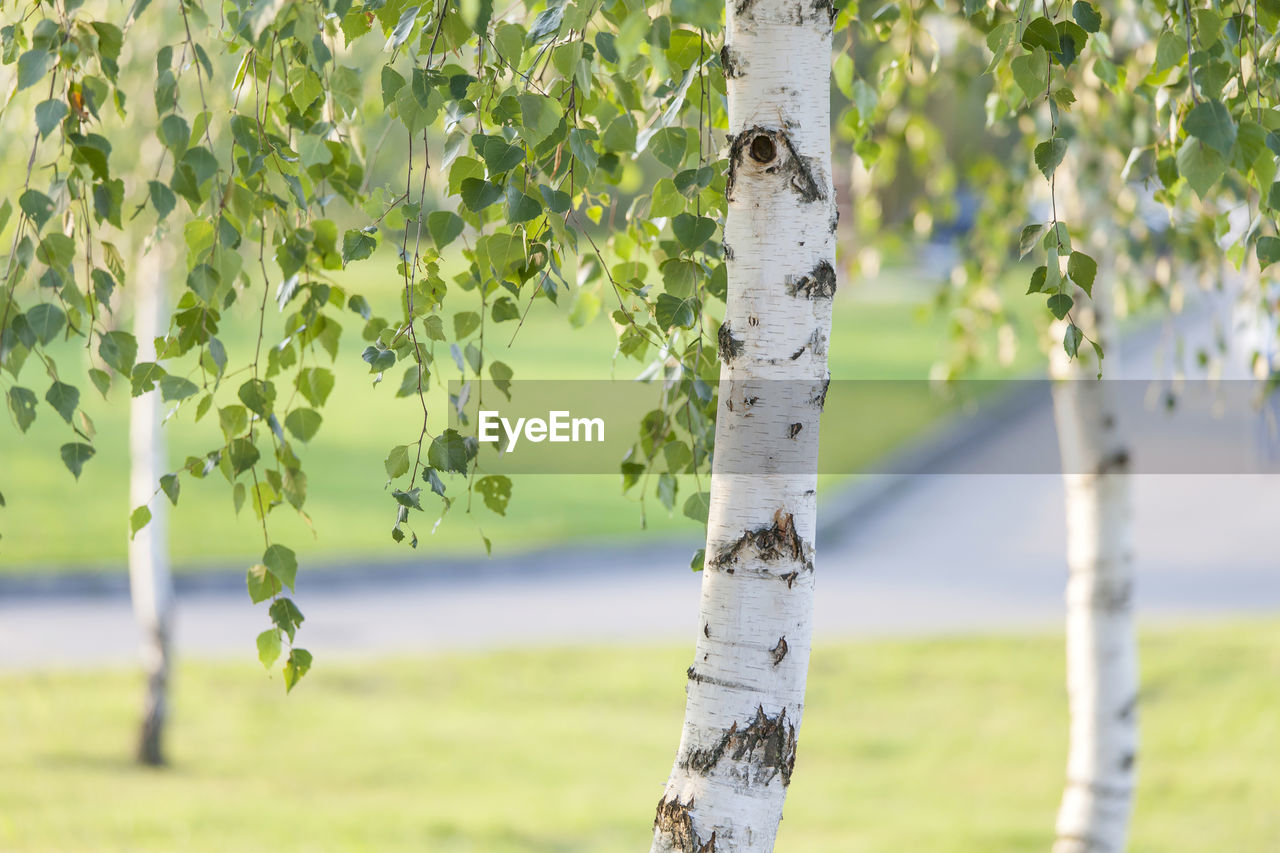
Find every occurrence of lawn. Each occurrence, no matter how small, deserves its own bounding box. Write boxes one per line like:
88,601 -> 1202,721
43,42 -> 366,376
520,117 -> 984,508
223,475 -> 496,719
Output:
2,620 -> 1277,851
0,255 -> 1045,571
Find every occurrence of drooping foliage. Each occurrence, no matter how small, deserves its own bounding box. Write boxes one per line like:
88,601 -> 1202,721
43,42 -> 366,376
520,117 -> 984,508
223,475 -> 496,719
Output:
3,0 -> 1280,687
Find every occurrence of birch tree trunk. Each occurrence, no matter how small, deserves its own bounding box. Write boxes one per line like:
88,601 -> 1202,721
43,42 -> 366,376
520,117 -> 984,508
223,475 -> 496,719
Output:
651,2 -> 836,849
129,244 -> 176,766
1049,269 -> 1139,852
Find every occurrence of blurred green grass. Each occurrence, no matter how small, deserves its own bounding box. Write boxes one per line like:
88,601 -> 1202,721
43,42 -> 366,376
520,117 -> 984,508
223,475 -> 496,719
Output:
1,620 -> 1276,851
0,256 -> 1042,570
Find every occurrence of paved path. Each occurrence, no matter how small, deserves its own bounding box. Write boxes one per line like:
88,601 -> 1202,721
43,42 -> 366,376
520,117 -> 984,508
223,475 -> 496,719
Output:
2,297 -> 1278,670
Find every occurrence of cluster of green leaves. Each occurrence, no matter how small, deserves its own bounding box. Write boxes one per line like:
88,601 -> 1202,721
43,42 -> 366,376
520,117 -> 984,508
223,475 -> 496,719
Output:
835,0 -> 1280,375
1,0 -> 743,683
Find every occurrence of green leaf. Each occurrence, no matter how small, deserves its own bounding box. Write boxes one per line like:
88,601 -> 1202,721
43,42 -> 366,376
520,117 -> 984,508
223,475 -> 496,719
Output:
428,429 -> 474,474
238,379 -> 276,416
1063,323 -> 1083,358
516,93 -> 563,147
427,210 -> 464,248
256,629 -> 282,668
690,548 -> 705,572
474,474 -> 512,515
19,190 -> 56,231
649,127 -> 688,171
1184,100 -> 1237,156
385,444 -> 411,479
1034,138 -> 1068,179
1047,292 -> 1074,320
160,473 -> 181,505
25,303 -> 66,345
34,99 -> 67,139
99,331 -> 138,376
460,178 -> 504,211
159,375 -> 199,402
1011,49 -> 1048,101
1019,224 -> 1045,258
7,387 -> 38,433
1072,1 -> 1101,33
683,491 -> 710,523
130,505 -> 152,539
283,648 -> 313,692
1020,17 -> 1060,51
148,181 -> 176,219
651,179 -> 685,217
88,369 -> 111,398
1257,236 -> 1280,269
341,228 -> 378,264
656,293 -> 698,329
269,598 -> 305,641
296,367 -> 334,407
1176,137 -> 1226,198
16,49 -> 53,91
1026,265 -> 1048,294
263,544 -> 298,591
60,443 -> 96,479
247,563 -> 281,604
362,345 -> 396,373
45,381 -> 78,423
504,185 -> 542,222
1067,251 -> 1097,296
672,214 -> 716,251
284,408 -> 323,442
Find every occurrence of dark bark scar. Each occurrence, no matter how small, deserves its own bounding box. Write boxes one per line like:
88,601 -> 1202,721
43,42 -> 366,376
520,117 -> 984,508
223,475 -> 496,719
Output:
654,794 -> 717,852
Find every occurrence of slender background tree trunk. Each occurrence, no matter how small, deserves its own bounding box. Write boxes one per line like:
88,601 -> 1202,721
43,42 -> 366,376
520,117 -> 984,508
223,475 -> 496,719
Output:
650,1 -> 836,849
1049,247 -> 1138,850
129,243 -> 175,766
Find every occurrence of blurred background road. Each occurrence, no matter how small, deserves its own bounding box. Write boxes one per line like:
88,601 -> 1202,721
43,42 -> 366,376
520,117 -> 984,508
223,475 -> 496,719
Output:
5,293 -> 1278,670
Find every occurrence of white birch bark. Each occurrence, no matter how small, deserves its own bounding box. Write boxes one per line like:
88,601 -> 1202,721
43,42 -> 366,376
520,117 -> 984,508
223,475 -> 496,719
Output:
651,1 -> 836,849
129,244 -> 176,766
1049,266 -> 1139,853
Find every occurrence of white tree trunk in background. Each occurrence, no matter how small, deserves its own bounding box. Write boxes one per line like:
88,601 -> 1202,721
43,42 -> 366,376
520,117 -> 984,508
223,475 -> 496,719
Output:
651,1 -> 836,849
129,244 -> 175,766
1049,269 -> 1138,852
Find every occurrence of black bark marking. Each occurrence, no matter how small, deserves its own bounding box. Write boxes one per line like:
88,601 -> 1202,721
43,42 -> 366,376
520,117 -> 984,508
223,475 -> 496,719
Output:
787,422 -> 803,439
780,570 -> 799,588
687,666 -> 753,691
748,316 -> 759,326
726,126 -> 826,203
709,509 -> 812,575
785,260 -> 837,299
743,395 -> 759,408
733,0 -> 758,17
718,323 -> 744,363
770,636 -> 789,666
654,795 -> 717,853
1116,695 -> 1138,721
788,329 -> 827,361
810,375 -> 830,408
723,241 -> 735,261
719,44 -> 744,79
1119,751 -> 1136,771
682,705 -> 799,787
1091,579 -> 1133,612
703,622 -> 711,638
1094,449 -> 1130,475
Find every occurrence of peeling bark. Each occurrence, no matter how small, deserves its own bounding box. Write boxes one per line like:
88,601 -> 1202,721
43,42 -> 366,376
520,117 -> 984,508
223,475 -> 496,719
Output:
718,323 -> 745,363
654,796 -> 718,853
785,260 -> 837,299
